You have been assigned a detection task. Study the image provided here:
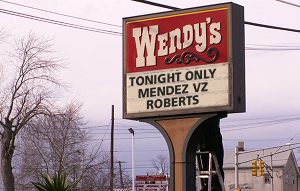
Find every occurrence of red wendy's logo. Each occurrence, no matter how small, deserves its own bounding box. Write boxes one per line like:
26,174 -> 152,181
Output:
126,8 -> 228,73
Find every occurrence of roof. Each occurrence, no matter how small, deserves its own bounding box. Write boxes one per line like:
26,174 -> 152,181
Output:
223,148 -> 297,170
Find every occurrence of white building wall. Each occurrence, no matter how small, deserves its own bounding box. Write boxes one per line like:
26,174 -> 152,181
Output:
224,168 -> 287,191
282,154 -> 298,191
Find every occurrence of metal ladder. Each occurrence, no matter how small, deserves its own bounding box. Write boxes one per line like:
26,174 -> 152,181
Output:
196,151 -> 226,191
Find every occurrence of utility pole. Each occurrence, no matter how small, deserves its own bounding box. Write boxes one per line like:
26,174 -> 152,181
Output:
128,128 -> 135,191
119,161 -> 124,189
271,153 -> 274,191
235,146 -> 239,191
110,105 -> 114,191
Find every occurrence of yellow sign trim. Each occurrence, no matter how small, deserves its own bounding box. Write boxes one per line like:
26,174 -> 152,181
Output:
126,7 -> 228,24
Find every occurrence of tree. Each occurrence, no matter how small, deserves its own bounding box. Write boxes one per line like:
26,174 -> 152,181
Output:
14,101 -> 128,191
14,101 -> 103,190
0,32 -> 65,191
151,154 -> 169,175
80,154 -> 132,190
0,27 -> 10,43
15,102 -> 84,189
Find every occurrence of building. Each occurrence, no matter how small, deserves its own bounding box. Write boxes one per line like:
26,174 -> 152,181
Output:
223,147 -> 300,191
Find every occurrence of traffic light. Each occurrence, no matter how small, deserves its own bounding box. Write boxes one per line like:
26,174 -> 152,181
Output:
252,160 -> 257,176
259,160 -> 265,176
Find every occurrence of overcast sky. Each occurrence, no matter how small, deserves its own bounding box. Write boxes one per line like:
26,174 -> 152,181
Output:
1,0 -> 300,175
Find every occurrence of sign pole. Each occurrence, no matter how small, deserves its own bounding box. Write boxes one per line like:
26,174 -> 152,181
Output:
141,113 -> 226,191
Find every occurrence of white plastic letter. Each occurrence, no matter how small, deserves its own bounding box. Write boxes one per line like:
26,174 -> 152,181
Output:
132,25 -> 159,67
194,22 -> 207,52
158,33 -> 168,56
183,25 -> 193,49
169,28 -> 182,54
210,22 -> 221,44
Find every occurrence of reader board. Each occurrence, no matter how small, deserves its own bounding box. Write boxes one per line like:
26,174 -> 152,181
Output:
123,3 -> 245,119
136,175 -> 168,191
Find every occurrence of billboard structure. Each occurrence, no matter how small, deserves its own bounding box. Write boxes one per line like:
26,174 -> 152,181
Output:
123,3 -> 245,119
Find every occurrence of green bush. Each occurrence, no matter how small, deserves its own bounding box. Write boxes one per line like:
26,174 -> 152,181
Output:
32,172 -> 79,191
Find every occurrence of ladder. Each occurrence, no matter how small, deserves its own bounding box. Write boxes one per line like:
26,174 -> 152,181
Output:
196,151 -> 226,191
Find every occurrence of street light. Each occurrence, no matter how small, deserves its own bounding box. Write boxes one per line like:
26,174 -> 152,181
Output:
128,128 -> 135,191
128,128 -> 134,135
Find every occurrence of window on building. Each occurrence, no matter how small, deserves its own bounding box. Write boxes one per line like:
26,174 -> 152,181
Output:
264,174 -> 270,184
292,175 -> 295,184
286,174 -> 289,184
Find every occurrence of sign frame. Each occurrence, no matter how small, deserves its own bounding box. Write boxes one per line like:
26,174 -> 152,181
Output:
123,2 -> 245,119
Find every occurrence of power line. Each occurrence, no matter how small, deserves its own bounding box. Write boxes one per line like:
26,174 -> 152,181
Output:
222,116 -> 300,128
275,0 -> 300,8
0,0 -> 122,28
81,124 -> 111,129
83,115 -> 300,135
222,114 -> 300,123
97,121 -> 111,143
114,149 -> 168,153
245,43 -> 300,51
84,114 -> 300,130
246,47 -> 300,51
247,43 -> 300,48
1,3 -> 299,46
131,0 -> 180,10
1,0 -> 299,37
92,132 -> 160,135
245,21 -> 300,33
90,136 -> 162,141
237,143 -> 300,165
0,8 -> 122,36
223,137 -> 300,142
221,116 -> 300,132
132,0 -> 300,33
239,141 -> 300,155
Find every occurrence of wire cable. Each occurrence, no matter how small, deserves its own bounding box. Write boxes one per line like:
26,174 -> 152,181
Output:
246,43 -> 300,51
0,0 -> 122,27
275,0 -> 300,8
245,21 -> 300,33
246,47 -> 300,51
247,43 -> 300,48
132,0 -> 300,33
0,8 -> 122,36
221,116 -> 300,132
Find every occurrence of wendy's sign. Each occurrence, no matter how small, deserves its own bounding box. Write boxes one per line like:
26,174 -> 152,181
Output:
123,3 -> 245,119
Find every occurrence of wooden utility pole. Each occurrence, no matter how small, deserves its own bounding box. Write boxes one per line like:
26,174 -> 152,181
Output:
128,128 -> 135,190
110,105 -> 114,191
119,161 -> 124,189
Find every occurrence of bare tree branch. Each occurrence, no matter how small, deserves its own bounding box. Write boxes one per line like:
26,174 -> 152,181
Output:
151,154 -> 170,175
0,31 -> 65,191
0,27 -> 10,43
